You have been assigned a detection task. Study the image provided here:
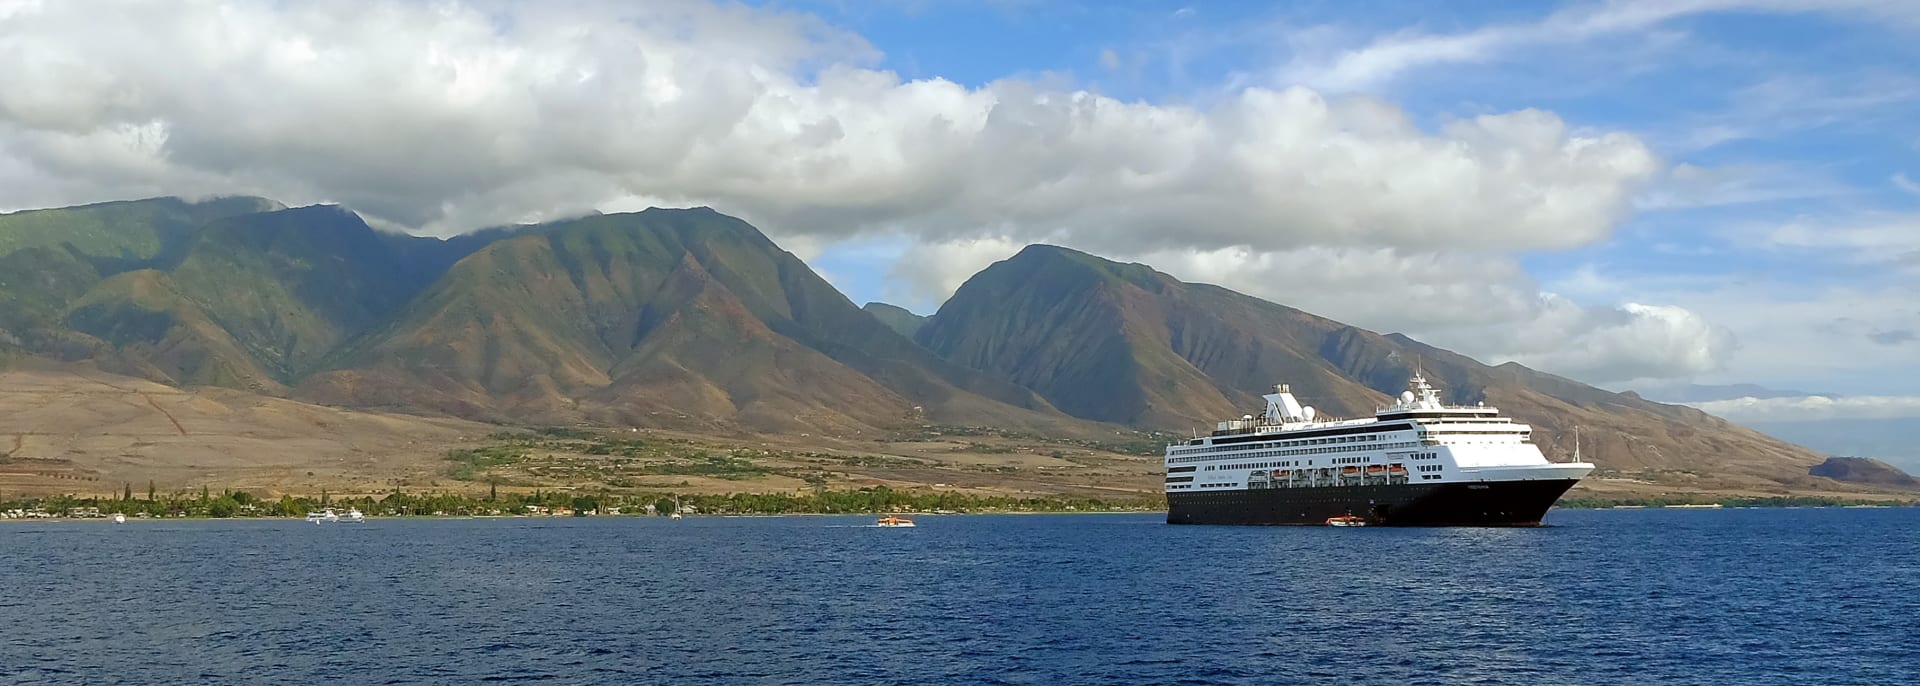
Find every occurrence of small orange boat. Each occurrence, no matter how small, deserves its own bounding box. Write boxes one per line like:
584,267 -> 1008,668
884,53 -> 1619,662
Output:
877,515 -> 916,528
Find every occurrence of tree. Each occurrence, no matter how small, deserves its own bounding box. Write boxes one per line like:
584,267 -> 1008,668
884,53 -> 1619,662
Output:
207,496 -> 239,518
200,484 -> 210,501
122,483 -> 132,501
489,481 -> 497,501
147,480 -> 155,501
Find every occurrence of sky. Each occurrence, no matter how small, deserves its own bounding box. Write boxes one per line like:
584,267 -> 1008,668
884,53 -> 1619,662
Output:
0,0 -> 1916,428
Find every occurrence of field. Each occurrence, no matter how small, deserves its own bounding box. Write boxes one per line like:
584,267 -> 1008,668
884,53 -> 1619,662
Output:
0,366 -> 1166,501
2,365 -> 1911,506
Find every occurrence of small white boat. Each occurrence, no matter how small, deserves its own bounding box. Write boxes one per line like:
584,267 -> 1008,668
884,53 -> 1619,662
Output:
1326,515 -> 1367,527
344,508 -> 366,522
111,513 -> 127,524
876,515 -> 916,528
306,509 -> 341,524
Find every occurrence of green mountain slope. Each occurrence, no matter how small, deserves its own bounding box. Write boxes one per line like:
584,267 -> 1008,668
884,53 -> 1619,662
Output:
0,196 -> 282,363
163,205 -> 439,380
63,270 -> 284,391
920,244 -> 1827,487
862,302 -> 927,338
301,208 -> 1068,432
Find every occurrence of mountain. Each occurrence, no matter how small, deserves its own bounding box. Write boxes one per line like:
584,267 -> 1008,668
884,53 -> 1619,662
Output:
863,302 -> 927,338
919,245 -> 1829,488
1808,457 -> 1919,488
1744,418 -> 1920,475
0,198 -> 1859,490
0,196 -> 283,366
298,208 -> 1069,432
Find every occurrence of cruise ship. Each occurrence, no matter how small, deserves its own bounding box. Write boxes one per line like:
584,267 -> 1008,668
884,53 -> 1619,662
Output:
1164,372 -> 1592,526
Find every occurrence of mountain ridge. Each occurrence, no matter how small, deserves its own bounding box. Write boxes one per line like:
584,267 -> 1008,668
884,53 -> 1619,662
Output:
0,197 -> 1847,491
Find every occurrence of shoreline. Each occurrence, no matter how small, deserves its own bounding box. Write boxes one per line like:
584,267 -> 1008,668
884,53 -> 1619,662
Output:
9,501 -> 1919,524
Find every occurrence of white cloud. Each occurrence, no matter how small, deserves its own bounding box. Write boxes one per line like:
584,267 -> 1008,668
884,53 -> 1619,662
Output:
1894,173 -> 1920,195
1693,395 -> 1920,422
1135,247 -> 1734,385
0,0 -> 1658,252
887,237 -> 1029,307
1280,0 -> 1920,94
0,0 -> 1737,387
1763,213 -> 1920,272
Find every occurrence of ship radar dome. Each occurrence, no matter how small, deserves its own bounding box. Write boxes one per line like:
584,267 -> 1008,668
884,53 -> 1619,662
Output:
1302,406 -> 1316,421
1401,390 -> 1416,403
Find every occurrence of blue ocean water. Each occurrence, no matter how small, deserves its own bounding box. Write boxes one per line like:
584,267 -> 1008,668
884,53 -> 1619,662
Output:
2,508 -> 1916,685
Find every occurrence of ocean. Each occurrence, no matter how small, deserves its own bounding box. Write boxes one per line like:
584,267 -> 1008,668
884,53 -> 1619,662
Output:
2,508 -> 1915,685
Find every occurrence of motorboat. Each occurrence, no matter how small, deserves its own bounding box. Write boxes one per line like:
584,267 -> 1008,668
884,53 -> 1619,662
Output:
1325,515 -> 1368,527
876,515 -> 916,528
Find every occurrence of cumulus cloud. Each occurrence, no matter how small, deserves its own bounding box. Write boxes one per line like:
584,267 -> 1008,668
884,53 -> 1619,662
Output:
1137,247 -> 1734,384
0,0 -> 1657,247
0,0 -> 1724,385
1692,395 -> 1920,423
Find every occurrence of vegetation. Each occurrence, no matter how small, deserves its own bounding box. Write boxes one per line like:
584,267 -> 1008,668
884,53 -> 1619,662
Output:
0,485 -> 1161,519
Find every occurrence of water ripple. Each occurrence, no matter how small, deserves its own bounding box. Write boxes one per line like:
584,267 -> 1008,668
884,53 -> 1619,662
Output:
1,509 -> 1916,684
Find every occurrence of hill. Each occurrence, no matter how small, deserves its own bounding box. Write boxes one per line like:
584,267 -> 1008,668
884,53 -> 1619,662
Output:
1808,457 -> 1919,488
918,244 -> 1830,489
863,302 -> 927,338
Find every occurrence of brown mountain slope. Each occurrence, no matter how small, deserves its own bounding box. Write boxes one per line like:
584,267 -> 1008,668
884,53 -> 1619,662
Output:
0,363 -> 488,495
300,208 -> 1075,434
919,244 -> 1829,488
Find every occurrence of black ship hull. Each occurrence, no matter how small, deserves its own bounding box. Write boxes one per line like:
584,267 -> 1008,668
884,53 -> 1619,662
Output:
1166,478 -> 1581,526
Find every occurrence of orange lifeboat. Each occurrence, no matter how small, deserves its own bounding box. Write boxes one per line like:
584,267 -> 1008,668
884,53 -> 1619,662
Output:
1366,465 -> 1386,473
1387,464 -> 1407,474
1341,466 -> 1360,475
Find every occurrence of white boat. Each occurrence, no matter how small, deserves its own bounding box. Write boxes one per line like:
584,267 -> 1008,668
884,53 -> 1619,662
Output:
306,508 -> 341,524
111,513 -> 127,524
1326,515 -> 1367,527
344,508 -> 366,522
876,515 -> 916,528
1164,370 -> 1594,526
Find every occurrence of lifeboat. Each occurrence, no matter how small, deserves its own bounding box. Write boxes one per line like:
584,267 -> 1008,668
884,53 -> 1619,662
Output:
1366,465 -> 1386,473
1387,464 -> 1407,474
1273,470 -> 1290,478
1341,466 -> 1360,475
1326,515 -> 1367,527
